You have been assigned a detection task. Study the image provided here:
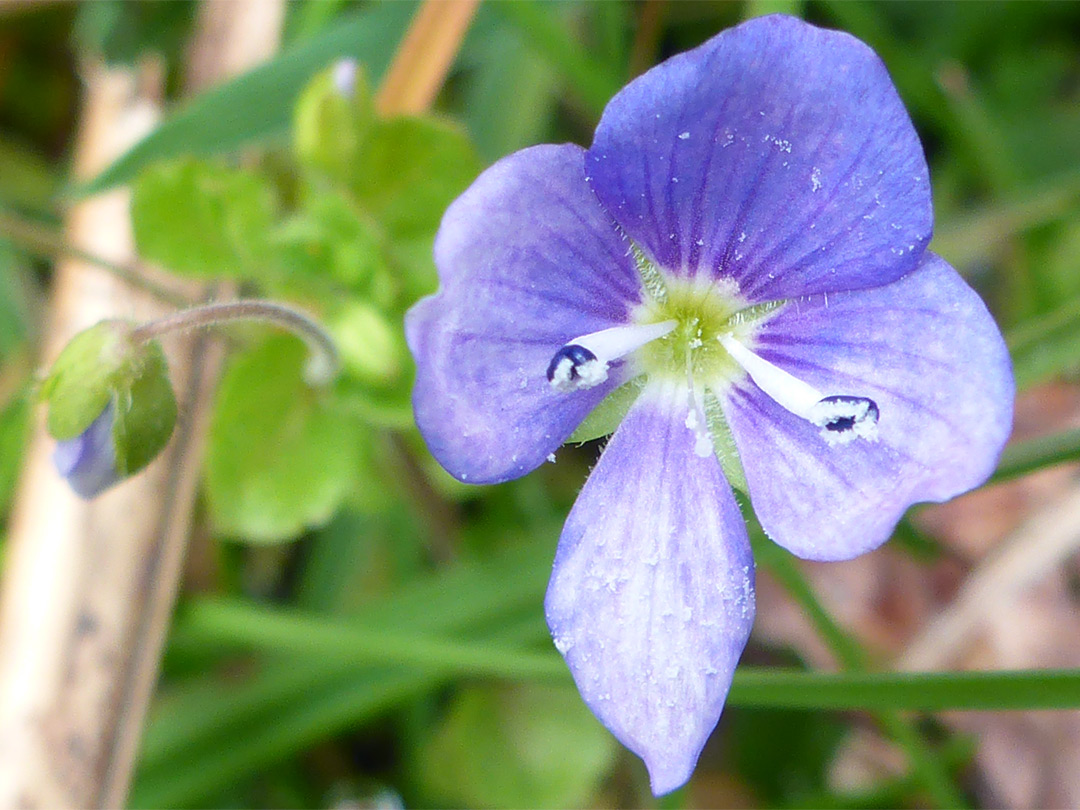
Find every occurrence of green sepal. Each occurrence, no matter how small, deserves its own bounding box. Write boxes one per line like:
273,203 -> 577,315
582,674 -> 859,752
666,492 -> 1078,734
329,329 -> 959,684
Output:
568,378 -> 644,444
42,320 -> 132,440
293,62 -> 374,178
704,387 -> 748,493
41,320 -> 178,477
111,340 -> 178,476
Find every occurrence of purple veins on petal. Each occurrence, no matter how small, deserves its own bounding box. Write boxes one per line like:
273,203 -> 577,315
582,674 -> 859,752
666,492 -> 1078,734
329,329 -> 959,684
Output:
53,403 -> 122,499
722,253 -> 1014,561
406,143 -> 645,484
546,381 -> 755,796
587,14 -> 931,299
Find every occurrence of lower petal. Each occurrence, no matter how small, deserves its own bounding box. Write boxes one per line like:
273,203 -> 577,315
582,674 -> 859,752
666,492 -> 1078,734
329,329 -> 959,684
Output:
545,381 -> 755,796
724,253 -> 1014,561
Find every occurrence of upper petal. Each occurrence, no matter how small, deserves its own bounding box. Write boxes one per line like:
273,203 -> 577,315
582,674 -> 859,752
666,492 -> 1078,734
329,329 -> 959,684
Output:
545,381 -> 755,796
723,253 -> 1014,561
587,14 -> 931,300
407,144 -> 644,484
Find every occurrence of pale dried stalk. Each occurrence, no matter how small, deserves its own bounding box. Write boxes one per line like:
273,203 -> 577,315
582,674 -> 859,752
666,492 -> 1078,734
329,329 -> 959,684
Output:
375,0 -> 481,116
0,61 -> 170,810
0,2 -> 285,808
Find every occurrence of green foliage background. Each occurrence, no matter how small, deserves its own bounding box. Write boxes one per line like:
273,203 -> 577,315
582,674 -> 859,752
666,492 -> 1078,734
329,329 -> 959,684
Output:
2,1 -> 1080,807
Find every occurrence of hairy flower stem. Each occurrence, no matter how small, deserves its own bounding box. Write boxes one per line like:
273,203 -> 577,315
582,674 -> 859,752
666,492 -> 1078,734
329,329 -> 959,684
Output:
129,300 -> 340,385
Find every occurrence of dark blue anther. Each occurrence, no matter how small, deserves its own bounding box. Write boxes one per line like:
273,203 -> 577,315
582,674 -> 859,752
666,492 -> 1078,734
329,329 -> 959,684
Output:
819,395 -> 879,432
546,344 -> 597,382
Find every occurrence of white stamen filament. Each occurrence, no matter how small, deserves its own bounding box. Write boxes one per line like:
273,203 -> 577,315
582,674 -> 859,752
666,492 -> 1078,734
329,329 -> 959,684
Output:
574,320 -> 678,363
718,333 -> 879,444
548,320 -> 677,392
718,334 -> 821,420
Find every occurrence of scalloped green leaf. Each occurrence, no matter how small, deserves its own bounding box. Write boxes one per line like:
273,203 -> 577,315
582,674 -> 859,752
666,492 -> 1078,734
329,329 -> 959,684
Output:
131,158 -> 277,278
352,116 -> 481,240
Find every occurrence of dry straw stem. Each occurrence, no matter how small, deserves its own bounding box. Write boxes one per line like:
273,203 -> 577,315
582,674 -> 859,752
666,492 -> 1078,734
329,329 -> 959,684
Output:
0,2 -> 285,808
375,0 -> 481,116
0,60 -> 170,810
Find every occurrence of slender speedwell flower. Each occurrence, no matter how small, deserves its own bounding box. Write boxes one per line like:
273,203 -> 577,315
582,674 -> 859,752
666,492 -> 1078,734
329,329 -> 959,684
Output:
407,14 -> 1013,796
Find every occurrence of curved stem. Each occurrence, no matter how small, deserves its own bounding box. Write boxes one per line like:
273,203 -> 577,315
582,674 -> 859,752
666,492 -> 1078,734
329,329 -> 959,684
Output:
0,206 -> 193,308
130,300 -> 339,385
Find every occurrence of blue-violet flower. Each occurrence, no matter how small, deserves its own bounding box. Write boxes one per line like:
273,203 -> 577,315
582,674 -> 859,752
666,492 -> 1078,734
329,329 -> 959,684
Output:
406,15 -> 1013,796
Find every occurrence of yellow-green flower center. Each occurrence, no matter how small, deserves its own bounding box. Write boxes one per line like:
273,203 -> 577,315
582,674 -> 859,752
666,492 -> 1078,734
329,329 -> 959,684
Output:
630,259 -> 781,389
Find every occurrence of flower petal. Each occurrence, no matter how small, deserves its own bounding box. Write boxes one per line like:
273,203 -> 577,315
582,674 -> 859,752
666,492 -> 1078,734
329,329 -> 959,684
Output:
545,381 -> 755,796
587,15 -> 930,300
723,253 -> 1013,561
407,144 -> 644,484
53,403 -> 121,499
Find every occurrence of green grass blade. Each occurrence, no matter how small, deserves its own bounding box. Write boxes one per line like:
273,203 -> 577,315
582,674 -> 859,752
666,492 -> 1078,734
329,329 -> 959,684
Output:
933,169 -> 1080,269
132,669 -> 433,809
139,542 -> 555,770
179,597 -> 568,681
730,668 -> 1080,711
135,614 -> 550,808
177,599 -> 1080,711
992,426 -> 1080,484
754,538 -> 965,808
1007,291 -> 1080,389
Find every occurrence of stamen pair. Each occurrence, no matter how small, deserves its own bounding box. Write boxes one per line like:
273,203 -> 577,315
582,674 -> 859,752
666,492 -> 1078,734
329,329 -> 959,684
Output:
547,320 -> 879,444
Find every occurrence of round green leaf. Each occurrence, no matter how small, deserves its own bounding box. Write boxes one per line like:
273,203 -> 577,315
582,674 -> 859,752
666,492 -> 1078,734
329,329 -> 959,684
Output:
205,334 -> 363,543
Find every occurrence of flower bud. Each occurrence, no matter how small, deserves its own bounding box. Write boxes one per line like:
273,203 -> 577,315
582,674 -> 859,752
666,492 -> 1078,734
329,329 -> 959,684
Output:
40,320 -> 178,498
294,61 -> 373,177
330,300 -> 403,387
